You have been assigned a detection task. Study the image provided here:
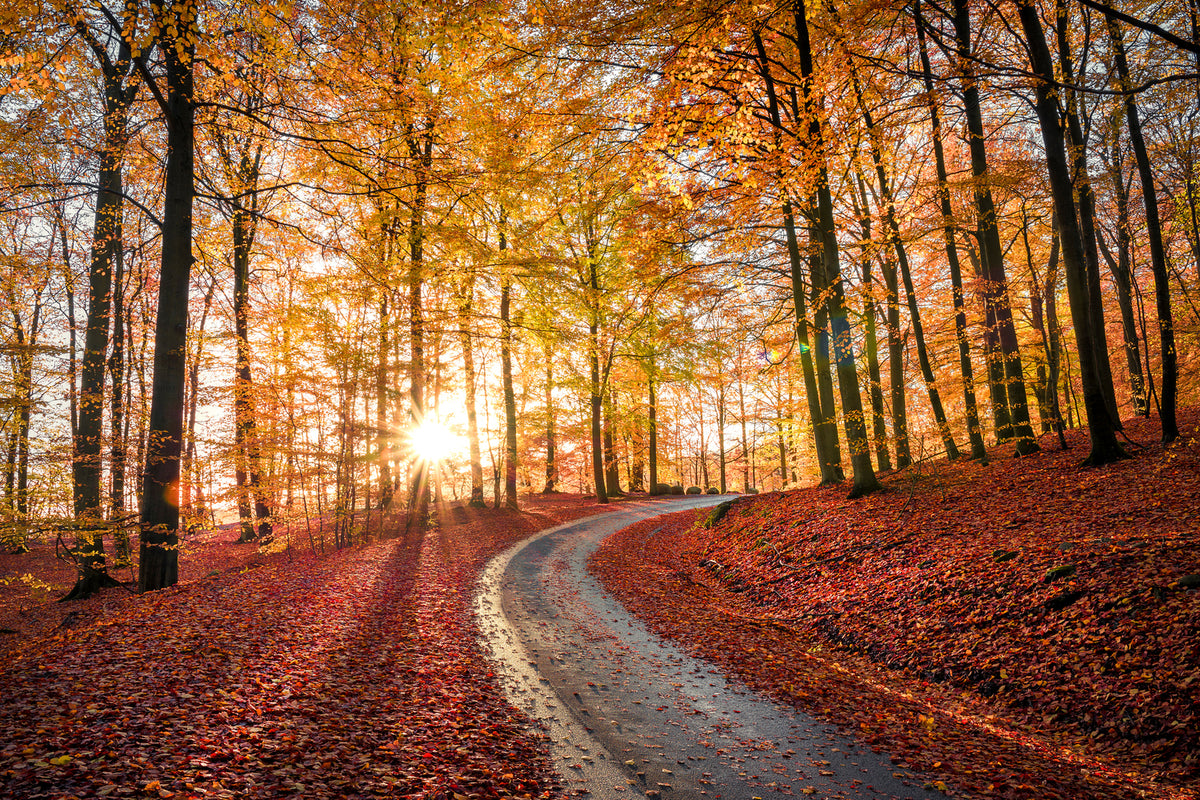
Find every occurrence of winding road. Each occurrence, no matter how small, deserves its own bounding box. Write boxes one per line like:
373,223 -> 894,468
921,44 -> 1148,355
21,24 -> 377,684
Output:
475,498 -> 941,800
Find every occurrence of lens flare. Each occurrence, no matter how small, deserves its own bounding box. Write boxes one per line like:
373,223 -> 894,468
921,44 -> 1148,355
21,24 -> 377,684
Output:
408,420 -> 456,463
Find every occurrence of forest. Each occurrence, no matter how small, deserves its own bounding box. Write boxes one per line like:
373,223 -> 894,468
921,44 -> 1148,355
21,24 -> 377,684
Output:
0,0 -> 1197,600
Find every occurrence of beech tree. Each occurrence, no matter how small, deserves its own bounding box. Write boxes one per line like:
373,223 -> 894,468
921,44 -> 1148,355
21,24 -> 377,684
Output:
1,0 -> 1198,589
137,0 -> 201,592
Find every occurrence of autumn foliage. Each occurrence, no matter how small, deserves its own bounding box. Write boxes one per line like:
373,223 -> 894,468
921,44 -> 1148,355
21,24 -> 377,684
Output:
591,411 -> 1200,800
0,495 -> 619,800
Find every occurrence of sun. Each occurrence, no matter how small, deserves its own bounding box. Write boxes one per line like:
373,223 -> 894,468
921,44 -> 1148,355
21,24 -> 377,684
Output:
408,419 -> 457,463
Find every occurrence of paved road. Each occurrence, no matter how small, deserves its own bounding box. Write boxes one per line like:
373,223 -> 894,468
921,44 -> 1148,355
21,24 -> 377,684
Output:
475,498 -> 941,800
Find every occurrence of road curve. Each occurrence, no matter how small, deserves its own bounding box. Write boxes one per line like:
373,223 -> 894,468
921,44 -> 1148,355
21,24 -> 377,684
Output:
474,498 -> 941,800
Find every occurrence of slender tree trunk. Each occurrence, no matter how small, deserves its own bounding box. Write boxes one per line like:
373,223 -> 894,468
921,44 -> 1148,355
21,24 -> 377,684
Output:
500,274 -> 519,510
543,343 -> 557,493
970,230 -> 1014,446
5,428 -> 16,531
15,305 -> 37,529
1098,138 -> 1148,416
791,0 -> 879,496
776,414 -> 789,488
68,57 -> 135,597
232,158 -> 270,542
452,282 -> 483,507
793,204 -> 842,484
737,363 -> 752,490
6,294 -> 42,554
1016,0 -> 1126,465
182,279 -> 214,534
586,228 -> 608,503
914,0 -> 988,460
57,207 -> 79,441
134,293 -> 149,505
108,238 -> 129,562
881,249 -> 910,468
376,285 -> 393,510
751,32 -> 843,484
405,127 -> 433,537
716,382 -> 727,492
842,18 -> 958,460
603,389 -> 622,496
1029,275 -> 1052,434
1108,15 -> 1178,441
627,388 -> 644,491
808,221 -> 846,480
1056,0 -> 1122,425
852,176 -> 892,472
1022,208 -> 1054,434
954,0 -> 1039,455
1043,222 -> 1070,448
648,364 -> 659,493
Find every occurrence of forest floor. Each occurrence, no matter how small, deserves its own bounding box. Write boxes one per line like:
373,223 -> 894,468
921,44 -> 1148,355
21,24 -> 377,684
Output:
1,411 -> 1196,800
591,411 -> 1200,800
0,493 -> 622,799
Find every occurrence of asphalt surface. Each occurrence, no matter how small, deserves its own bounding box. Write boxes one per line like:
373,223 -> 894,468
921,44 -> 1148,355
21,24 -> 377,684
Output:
475,497 -> 942,800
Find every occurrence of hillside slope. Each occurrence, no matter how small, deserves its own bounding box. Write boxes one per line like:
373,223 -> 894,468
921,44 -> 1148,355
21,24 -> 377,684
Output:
591,412 -> 1200,800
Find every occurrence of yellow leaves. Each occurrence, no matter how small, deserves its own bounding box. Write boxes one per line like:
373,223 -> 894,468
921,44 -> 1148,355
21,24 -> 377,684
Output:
0,52 -> 30,70
48,755 -> 73,766
139,779 -> 176,798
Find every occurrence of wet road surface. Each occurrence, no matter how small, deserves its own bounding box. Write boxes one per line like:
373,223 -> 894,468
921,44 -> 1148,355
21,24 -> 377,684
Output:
475,498 -> 942,800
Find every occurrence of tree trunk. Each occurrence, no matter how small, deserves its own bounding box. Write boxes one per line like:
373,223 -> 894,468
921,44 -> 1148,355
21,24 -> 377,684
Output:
953,0 -> 1039,455
808,222 -> 846,481
1043,221 -> 1070,448
182,279 -> 215,535
1098,136 -> 1148,417
914,0 -> 988,461
587,228 -> 608,503
603,389 -> 623,496
57,207 -> 79,442
1107,15 -> 1178,442
376,283 -> 394,510
852,176 -> 892,472
648,364 -> 659,493
232,151 -> 271,542
543,342 -> 557,493
500,275 -> 519,510
842,18 -> 958,460
5,292 -> 43,555
108,236 -> 129,563
716,382 -> 727,492
457,277 -> 485,506
791,0 -> 879,496
1022,207 -> 1056,436
628,388 -> 644,492
751,31 -> 843,485
405,127 -> 433,538
139,16 -> 196,592
1016,0 -> 1127,465
1055,0 -> 1122,426
881,250 -> 910,468
737,362 -> 752,490
67,49 -> 135,598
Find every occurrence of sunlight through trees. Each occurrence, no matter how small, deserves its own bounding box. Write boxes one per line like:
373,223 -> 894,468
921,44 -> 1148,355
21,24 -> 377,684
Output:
0,0 -> 1196,590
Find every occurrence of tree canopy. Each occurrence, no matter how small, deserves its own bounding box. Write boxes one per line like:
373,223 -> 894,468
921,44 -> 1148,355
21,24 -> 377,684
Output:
0,0 -> 1197,590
